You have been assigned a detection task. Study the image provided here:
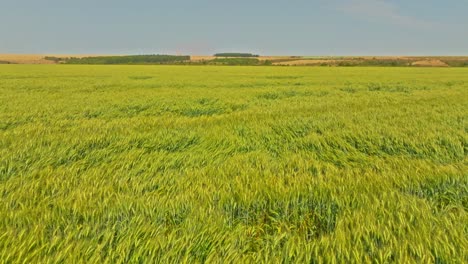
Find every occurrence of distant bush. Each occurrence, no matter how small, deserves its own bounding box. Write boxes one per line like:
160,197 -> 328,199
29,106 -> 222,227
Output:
0,60 -> 12,64
214,53 -> 259,58
44,56 -> 66,63
63,55 -> 190,65
336,61 -> 359,67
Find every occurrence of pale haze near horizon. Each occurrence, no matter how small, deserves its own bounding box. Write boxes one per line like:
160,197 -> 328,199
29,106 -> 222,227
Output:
1,0 -> 467,56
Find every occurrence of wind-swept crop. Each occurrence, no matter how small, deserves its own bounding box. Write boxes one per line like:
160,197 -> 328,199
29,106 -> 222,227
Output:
0,65 -> 466,262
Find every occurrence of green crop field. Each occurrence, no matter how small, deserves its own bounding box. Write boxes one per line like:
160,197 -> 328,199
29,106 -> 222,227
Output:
0,65 -> 467,263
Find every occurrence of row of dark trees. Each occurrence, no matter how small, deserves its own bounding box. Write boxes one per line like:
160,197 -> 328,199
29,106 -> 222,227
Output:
46,55 -> 190,65
214,53 -> 259,58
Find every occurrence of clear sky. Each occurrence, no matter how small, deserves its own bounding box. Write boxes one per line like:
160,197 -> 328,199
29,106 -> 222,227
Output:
1,0 -> 467,55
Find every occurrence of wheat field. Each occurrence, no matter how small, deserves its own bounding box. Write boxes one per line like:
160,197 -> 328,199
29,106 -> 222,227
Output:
0,65 -> 467,262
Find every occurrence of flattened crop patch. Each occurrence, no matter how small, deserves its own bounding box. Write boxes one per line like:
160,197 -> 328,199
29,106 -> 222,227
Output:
404,177 -> 467,211
222,195 -> 339,240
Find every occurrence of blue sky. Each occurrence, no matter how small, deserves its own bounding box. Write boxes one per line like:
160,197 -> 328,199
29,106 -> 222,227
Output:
1,0 -> 467,55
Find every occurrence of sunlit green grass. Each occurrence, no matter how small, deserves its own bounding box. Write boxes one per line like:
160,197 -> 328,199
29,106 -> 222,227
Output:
0,65 -> 467,262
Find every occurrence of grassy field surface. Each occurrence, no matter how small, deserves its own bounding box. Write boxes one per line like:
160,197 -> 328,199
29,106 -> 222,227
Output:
0,65 -> 467,262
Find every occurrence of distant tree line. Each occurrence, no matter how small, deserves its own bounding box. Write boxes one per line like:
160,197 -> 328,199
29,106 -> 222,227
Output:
195,58 -> 272,66
336,59 -> 412,67
214,53 -> 259,58
46,55 -> 190,65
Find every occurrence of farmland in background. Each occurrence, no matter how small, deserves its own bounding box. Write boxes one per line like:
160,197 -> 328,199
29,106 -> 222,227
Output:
2,54 -> 468,67
0,54 -> 94,64
0,65 -> 467,262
